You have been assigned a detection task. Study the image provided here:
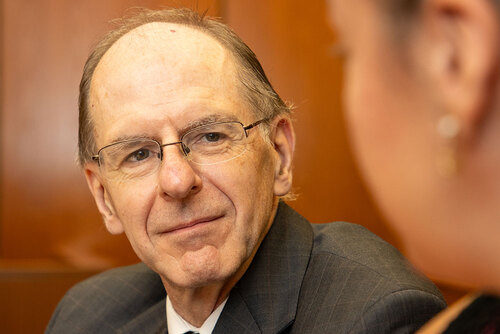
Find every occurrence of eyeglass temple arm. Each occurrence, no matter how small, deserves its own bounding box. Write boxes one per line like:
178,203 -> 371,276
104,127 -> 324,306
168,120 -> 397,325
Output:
243,118 -> 269,131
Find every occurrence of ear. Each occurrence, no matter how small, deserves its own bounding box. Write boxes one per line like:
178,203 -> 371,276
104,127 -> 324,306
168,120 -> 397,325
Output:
271,117 -> 295,196
418,0 -> 499,135
84,163 -> 124,235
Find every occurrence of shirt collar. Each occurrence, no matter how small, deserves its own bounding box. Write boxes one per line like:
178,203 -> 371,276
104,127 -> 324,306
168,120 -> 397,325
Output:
166,296 -> 228,334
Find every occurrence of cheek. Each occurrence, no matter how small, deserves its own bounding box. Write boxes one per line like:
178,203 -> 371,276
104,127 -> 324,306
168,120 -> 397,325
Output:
109,181 -> 156,232
207,143 -> 275,210
344,52 -> 418,223
345,55 -> 398,181
209,142 -> 276,232
344,50 -> 441,244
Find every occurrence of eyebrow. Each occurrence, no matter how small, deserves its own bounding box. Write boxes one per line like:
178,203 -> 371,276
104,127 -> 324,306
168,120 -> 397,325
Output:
105,113 -> 241,145
106,134 -> 153,145
179,114 -> 240,133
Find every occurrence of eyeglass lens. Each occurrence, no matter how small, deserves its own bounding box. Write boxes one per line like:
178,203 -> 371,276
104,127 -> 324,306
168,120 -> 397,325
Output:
98,121 -> 254,180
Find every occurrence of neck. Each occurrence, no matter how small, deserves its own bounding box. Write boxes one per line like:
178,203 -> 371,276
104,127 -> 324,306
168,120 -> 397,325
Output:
165,282 -> 229,327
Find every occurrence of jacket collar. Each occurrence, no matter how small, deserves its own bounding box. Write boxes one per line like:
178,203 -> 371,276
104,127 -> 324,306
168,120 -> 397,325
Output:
214,202 -> 313,334
118,298 -> 167,334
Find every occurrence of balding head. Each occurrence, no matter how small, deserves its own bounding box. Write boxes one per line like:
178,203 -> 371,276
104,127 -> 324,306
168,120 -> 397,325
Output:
90,22 -> 242,148
78,8 -> 289,165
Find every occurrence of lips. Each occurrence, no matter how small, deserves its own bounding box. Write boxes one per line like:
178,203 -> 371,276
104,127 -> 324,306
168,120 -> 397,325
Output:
161,215 -> 223,234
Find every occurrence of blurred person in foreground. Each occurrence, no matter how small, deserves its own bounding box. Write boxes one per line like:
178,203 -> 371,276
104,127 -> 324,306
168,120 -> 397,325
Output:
329,0 -> 500,332
46,7 -> 445,334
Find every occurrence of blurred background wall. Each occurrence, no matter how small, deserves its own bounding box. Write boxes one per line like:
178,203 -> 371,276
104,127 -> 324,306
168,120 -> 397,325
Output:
0,0 -> 467,332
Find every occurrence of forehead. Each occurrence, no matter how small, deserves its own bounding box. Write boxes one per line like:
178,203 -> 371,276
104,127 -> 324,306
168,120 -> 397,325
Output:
94,22 -> 234,87
90,22 -> 248,144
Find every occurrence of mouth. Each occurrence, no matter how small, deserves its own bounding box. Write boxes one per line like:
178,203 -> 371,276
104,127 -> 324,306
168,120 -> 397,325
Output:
162,215 -> 223,234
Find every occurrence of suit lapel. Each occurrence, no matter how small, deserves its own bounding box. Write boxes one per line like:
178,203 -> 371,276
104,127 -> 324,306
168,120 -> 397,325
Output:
214,202 -> 314,334
212,290 -> 261,334
118,298 -> 167,334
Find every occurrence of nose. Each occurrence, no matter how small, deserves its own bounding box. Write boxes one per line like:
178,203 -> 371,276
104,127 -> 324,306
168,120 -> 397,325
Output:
156,144 -> 202,200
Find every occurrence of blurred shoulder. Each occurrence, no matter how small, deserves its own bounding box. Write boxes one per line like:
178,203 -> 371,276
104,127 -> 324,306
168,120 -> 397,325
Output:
68,262 -> 162,296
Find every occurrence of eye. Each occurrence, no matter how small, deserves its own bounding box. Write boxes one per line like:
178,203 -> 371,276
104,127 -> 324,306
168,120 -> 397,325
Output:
203,132 -> 222,142
126,148 -> 151,162
182,123 -> 237,150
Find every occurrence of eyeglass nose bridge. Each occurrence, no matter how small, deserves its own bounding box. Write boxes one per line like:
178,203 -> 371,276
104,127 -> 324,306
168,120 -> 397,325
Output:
158,141 -> 191,161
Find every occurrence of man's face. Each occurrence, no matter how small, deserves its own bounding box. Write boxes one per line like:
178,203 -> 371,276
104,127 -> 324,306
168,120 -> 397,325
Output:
86,23 -> 286,289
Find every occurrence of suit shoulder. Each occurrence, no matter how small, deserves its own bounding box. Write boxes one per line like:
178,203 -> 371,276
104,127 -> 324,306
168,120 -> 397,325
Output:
62,263 -> 164,304
46,263 -> 165,333
310,222 -> 442,294
292,223 -> 445,332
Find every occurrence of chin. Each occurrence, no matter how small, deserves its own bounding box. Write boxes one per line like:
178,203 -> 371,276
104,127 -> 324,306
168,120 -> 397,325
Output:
175,250 -> 244,289
169,265 -> 239,290
155,262 -> 227,290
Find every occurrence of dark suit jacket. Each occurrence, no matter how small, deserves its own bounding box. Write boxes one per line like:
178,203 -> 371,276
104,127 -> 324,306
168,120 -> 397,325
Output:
46,202 -> 445,333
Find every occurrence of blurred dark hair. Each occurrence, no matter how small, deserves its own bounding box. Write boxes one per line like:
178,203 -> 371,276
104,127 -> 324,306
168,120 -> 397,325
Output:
383,0 -> 499,21
78,8 -> 290,165
384,0 -> 420,17
381,0 -> 499,47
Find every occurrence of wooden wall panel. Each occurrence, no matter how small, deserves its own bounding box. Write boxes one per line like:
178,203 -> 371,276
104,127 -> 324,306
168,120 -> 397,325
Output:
1,0 -> 219,268
0,260 -> 98,333
223,0 -> 397,243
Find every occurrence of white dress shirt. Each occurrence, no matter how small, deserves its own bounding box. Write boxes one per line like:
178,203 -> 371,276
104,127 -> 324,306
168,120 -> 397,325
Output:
166,296 -> 228,334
